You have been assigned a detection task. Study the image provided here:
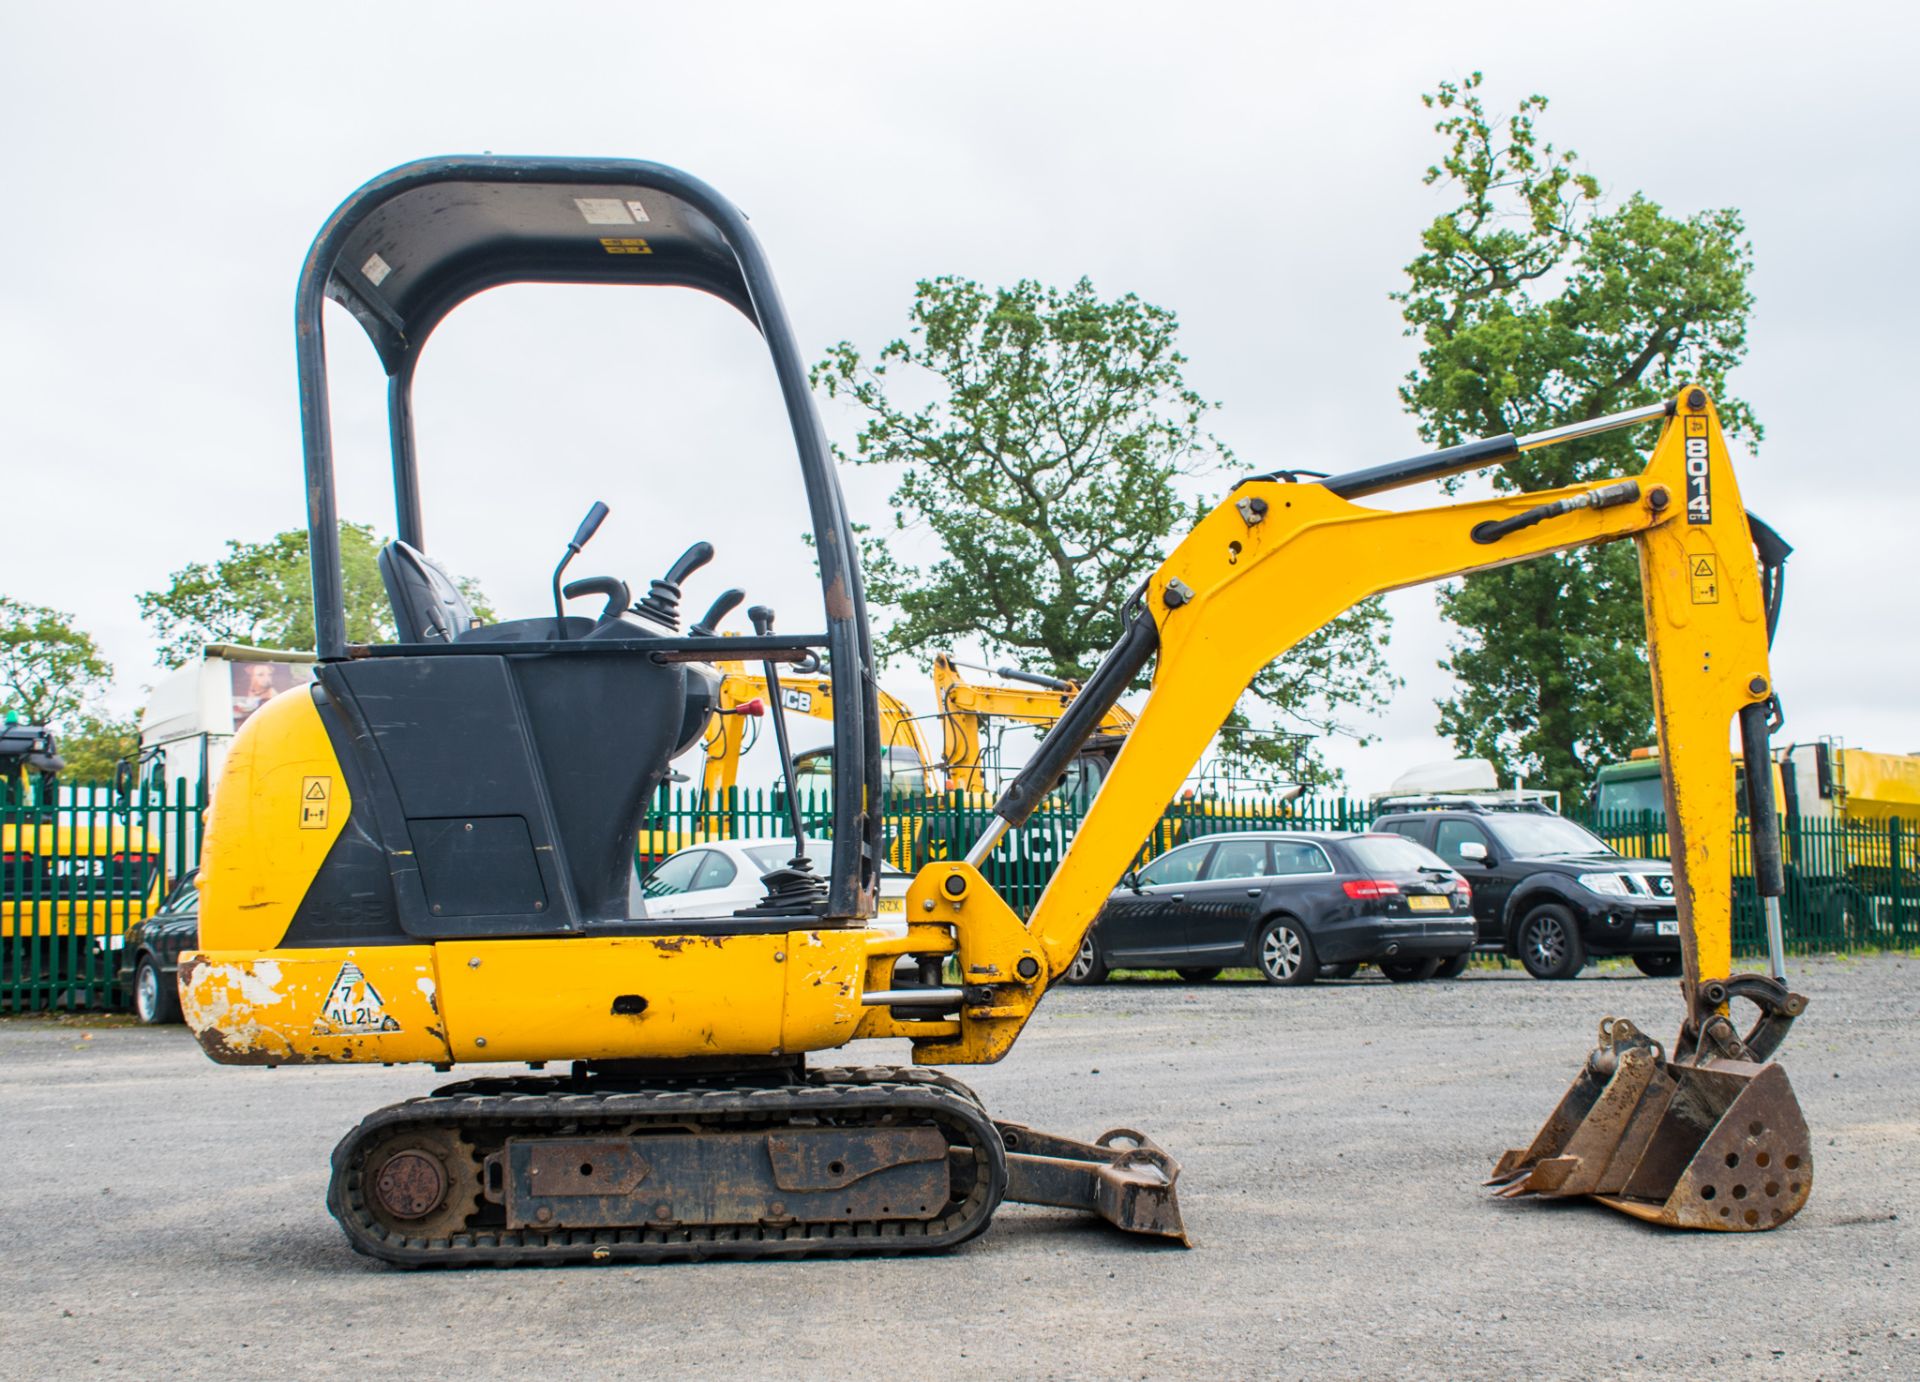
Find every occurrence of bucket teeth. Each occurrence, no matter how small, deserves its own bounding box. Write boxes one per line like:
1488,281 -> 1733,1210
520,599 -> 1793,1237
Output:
1493,1018 -> 1812,1231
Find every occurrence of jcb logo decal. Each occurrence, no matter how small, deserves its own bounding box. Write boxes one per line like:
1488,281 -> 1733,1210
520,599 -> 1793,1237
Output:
782,688 -> 814,713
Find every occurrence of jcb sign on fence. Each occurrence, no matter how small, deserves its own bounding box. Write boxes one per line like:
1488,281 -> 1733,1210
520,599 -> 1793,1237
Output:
1,781 -> 203,1013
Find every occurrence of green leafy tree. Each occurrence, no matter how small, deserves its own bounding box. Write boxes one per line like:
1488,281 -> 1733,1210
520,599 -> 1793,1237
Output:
1399,73 -> 1759,796
55,712 -> 140,781
0,600 -> 132,783
0,597 -> 113,726
814,276 -> 1394,785
138,522 -> 493,667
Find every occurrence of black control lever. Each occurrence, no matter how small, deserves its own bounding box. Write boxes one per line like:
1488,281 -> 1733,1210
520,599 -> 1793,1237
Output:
750,604 -> 810,866
692,588 -> 746,636
635,541 -> 716,629
552,501 -> 610,640
562,575 -> 632,624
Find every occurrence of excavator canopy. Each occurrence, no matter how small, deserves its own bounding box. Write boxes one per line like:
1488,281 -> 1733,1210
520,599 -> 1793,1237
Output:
292,156 -> 881,918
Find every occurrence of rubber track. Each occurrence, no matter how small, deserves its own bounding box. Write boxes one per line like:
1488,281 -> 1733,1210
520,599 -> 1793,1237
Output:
327,1071 -> 1008,1268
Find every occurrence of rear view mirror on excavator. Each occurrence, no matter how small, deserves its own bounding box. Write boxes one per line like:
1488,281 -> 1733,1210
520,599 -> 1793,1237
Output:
180,155 -> 1809,1269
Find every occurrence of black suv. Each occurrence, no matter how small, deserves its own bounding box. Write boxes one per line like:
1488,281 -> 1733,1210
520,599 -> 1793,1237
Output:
1370,800 -> 1680,980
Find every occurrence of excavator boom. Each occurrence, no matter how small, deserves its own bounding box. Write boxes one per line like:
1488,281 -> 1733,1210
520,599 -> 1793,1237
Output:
932,653 -> 1136,793
863,387 -> 1811,1229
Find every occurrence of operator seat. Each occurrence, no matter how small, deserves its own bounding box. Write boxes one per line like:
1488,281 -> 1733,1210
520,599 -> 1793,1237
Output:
378,540 -> 477,643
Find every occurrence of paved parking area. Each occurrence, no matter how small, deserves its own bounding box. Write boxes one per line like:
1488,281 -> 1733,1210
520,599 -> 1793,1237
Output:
3,958 -> 1915,1380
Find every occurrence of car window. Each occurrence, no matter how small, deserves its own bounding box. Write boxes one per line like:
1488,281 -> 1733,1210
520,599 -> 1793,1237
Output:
1270,841 -> 1332,875
642,851 -> 705,897
1345,834 -> 1452,873
692,852 -> 738,891
1432,820 -> 1491,867
1372,817 -> 1422,840
165,876 -> 200,913
1485,813 -> 1615,858
1138,845 -> 1206,888
1202,838 -> 1270,881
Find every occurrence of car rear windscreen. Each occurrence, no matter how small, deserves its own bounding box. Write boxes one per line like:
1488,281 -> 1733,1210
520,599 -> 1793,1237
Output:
1344,835 -> 1450,873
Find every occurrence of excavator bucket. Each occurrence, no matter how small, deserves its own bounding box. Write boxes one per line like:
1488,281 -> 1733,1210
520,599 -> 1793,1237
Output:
1490,1006 -> 1812,1231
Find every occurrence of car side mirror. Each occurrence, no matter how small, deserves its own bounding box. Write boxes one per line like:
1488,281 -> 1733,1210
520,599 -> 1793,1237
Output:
1458,840 -> 1490,862
1123,870 -> 1143,893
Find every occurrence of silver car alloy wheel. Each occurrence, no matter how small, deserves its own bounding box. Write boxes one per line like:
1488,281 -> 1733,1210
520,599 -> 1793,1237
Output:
136,961 -> 160,1023
1068,936 -> 1098,982
1262,925 -> 1302,980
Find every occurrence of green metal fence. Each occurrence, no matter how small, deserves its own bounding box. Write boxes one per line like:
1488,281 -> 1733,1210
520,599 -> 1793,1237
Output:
1580,808 -> 1919,955
6,777 -> 1914,1014
1,780 -> 205,1013
634,787 -> 1377,917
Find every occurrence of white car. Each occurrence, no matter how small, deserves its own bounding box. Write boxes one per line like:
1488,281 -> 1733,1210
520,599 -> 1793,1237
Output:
637,836 -> 910,931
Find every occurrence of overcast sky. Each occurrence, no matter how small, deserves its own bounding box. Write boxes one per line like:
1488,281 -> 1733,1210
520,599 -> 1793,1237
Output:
3,1 -> 1915,793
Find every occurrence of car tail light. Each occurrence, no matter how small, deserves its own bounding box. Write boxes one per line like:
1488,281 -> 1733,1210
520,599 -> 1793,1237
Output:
1343,879 -> 1402,900
1452,877 -> 1472,903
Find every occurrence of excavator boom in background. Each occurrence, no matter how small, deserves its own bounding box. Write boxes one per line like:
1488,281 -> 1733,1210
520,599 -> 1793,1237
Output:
931,653 -> 1135,796
701,665 -> 939,800
181,157 -> 1810,1267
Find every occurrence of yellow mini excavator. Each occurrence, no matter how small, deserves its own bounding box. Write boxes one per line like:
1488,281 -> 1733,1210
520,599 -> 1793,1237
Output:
931,652 -> 1136,799
182,156 -> 1812,1265
700,664 -> 939,801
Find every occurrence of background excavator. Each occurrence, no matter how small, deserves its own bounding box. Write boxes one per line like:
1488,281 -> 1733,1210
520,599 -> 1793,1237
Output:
181,156 -> 1811,1265
931,652 -> 1136,800
701,665 -> 939,800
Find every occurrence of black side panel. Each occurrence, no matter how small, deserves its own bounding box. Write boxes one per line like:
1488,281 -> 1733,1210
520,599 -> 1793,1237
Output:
412,816 -> 548,918
308,651 -> 705,939
507,652 -> 691,923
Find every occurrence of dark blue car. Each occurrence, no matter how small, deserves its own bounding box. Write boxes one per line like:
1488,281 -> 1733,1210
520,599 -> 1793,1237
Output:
118,871 -> 198,1024
1068,831 -> 1475,985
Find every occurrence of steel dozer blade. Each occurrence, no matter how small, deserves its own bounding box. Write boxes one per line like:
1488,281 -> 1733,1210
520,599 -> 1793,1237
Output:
997,1123 -> 1190,1245
1491,978 -> 1812,1231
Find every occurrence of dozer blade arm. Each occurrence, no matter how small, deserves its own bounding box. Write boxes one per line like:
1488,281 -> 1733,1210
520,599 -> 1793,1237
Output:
901,388 -> 1814,1229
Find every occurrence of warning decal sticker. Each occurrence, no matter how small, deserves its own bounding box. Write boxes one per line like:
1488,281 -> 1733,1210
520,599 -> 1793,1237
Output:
574,197 -> 634,225
300,776 -> 331,830
1689,554 -> 1719,605
316,962 -> 402,1035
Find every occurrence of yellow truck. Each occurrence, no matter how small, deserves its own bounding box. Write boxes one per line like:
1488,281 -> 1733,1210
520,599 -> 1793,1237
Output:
1591,739 -> 1919,938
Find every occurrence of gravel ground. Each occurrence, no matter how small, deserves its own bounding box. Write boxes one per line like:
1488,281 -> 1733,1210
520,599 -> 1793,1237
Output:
2,957 -> 1915,1380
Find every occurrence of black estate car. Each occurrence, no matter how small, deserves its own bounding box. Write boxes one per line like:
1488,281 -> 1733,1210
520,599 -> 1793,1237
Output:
119,871 -> 197,1024
1067,831 -> 1475,986
1370,800 -> 1680,980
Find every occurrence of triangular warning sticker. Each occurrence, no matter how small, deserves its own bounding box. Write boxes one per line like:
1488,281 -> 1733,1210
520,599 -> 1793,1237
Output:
305,779 -> 328,798
1692,558 -> 1714,576
315,961 -> 401,1035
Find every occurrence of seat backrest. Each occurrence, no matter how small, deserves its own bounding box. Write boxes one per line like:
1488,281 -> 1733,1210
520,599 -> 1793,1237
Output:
378,540 -> 476,644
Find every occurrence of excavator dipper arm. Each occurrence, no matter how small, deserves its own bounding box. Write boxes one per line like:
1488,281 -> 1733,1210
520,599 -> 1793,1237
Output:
876,387 -> 1811,1230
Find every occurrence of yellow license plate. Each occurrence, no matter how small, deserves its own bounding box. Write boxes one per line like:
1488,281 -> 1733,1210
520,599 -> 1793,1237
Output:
878,898 -> 905,914
1408,894 -> 1451,912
